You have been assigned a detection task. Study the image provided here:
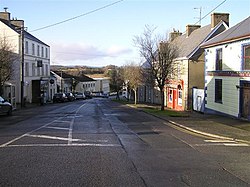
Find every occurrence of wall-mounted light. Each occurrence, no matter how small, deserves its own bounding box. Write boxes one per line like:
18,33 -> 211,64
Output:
236,85 -> 240,90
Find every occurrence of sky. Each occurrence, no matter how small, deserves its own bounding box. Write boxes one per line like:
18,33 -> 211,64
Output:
1,0 -> 250,67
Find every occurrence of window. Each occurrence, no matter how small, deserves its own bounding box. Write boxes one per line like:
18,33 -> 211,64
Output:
32,43 -> 35,55
215,48 -> 222,70
169,89 -> 173,103
42,65 -> 44,76
45,48 -> 48,58
37,45 -> 40,56
32,63 -> 36,76
178,89 -> 182,106
25,62 -> 29,76
41,47 -> 44,57
37,66 -> 40,76
215,79 -> 222,103
25,41 -> 28,54
243,44 -> 250,70
45,64 -> 48,76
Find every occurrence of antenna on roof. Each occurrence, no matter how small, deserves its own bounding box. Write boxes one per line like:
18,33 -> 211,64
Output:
194,7 -> 203,25
3,7 -> 8,12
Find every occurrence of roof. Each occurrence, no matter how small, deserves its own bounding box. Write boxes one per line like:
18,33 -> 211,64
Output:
173,21 -> 228,60
24,30 -> 49,47
202,16 -> 250,48
52,71 -> 96,82
0,18 -> 49,47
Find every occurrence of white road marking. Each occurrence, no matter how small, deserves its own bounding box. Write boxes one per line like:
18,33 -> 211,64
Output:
223,143 -> 249,147
46,126 -> 69,130
53,120 -> 71,123
0,103 -> 88,148
4,143 -> 121,148
27,134 -> 82,142
193,139 -> 250,147
204,139 -> 236,143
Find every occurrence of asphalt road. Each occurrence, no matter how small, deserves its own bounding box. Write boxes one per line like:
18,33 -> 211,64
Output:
0,98 -> 249,187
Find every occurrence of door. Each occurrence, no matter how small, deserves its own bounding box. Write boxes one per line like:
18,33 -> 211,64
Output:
173,90 -> 177,109
242,82 -> 250,118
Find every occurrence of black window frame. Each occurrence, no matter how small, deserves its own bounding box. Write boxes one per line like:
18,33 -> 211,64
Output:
215,79 -> 222,103
243,44 -> 250,70
215,48 -> 223,71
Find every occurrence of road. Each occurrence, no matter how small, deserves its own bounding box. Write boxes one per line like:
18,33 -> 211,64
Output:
0,98 -> 249,187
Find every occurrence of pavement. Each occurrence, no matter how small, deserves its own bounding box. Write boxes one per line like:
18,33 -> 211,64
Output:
14,101 -> 250,145
139,106 -> 250,145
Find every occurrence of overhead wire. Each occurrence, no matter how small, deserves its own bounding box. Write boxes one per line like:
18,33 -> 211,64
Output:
30,0 -> 125,33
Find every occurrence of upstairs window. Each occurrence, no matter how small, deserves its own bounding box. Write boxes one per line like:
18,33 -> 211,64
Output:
215,48 -> 222,70
243,44 -> 250,70
37,45 -> 40,57
32,43 -> 35,55
41,47 -> 44,58
25,41 -> 29,54
215,79 -> 222,103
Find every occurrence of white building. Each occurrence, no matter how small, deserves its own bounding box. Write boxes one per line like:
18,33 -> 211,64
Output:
93,77 -> 110,94
202,16 -> 250,119
0,9 -> 50,106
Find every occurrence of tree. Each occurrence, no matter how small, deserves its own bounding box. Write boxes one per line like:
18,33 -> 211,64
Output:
109,67 -> 124,99
123,62 -> 142,105
134,25 -> 179,110
0,37 -> 17,96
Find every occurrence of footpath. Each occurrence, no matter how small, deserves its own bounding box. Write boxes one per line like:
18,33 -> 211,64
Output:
129,104 -> 250,145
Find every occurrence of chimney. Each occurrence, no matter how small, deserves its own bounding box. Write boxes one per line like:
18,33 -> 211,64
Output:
211,12 -> 229,28
0,7 -> 10,21
186,25 -> 201,37
169,29 -> 182,42
11,19 -> 24,28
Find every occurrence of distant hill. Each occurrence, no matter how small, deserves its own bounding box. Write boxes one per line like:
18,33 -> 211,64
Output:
50,65 -> 117,78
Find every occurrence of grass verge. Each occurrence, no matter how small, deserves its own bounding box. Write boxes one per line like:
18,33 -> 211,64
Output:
112,99 -> 189,117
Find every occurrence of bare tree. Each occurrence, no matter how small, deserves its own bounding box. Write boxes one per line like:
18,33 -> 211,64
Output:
123,62 -> 143,105
0,37 -> 17,96
134,25 -> 179,110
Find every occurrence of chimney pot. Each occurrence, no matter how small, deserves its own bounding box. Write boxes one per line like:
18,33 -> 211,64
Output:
186,25 -> 201,37
169,29 -> 182,42
211,12 -> 229,28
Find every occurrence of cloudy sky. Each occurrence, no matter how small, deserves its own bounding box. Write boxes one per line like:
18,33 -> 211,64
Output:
1,0 -> 250,67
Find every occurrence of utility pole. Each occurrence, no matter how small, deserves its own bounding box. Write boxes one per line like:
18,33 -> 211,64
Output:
20,26 -> 25,108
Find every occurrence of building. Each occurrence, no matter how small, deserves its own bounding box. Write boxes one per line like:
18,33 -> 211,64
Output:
52,71 -> 96,94
166,13 -> 229,111
0,9 -> 50,106
92,77 -> 110,94
202,16 -> 250,119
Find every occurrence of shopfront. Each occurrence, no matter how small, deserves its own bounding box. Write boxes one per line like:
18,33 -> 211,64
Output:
166,79 -> 184,111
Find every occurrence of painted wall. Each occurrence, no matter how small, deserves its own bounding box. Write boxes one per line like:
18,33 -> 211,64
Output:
205,38 -> 250,117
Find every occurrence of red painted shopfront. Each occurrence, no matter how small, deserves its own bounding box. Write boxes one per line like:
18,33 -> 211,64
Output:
166,79 -> 184,111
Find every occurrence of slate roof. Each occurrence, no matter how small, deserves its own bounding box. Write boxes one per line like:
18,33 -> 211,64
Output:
0,18 -> 49,47
202,16 -> 250,48
173,24 -> 212,59
52,71 -> 96,82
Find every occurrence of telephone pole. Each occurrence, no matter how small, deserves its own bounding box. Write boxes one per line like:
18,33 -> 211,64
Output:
20,26 -> 25,107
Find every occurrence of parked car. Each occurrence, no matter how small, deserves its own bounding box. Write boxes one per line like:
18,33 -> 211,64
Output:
84,91 -> 92,99
53,93 -> 68,103
65,92 -> 75,102
102,93 -> 109,98
0,96 -> 12,116
74,92 -> 86,100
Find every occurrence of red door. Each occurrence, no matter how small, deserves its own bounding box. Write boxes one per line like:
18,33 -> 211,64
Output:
173,90 -> 177,109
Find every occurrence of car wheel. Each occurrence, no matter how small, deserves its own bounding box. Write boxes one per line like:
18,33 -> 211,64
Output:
7,109 -> 12,116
